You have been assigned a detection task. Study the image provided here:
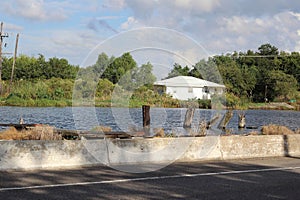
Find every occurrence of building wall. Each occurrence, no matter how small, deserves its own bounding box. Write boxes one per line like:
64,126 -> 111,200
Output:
166,86 -> 212,100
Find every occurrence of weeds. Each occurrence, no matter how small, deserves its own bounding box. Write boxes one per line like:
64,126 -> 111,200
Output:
0,126 -> 62,140
261,124 -> 295,135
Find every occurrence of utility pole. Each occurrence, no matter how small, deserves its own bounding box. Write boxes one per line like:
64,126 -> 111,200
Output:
9,33 -> 19,92
0,22 -> 9,94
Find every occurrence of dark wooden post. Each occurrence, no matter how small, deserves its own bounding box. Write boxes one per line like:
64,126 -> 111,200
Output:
183,107 -> 195,128
142,105 -> 150,135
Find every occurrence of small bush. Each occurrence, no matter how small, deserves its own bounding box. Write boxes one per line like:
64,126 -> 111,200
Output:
5,95 -> 35,106
197,99 -> 212,109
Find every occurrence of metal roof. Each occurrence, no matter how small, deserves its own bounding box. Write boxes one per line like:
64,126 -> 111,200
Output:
154,76 -> 225,88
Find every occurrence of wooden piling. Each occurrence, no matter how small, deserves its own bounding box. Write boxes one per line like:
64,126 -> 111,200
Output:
142,105 -> 150,136
238,112 -> 246,129
142,105 -> 150,128
218,110 -> 233,130
183,107 -> 195,128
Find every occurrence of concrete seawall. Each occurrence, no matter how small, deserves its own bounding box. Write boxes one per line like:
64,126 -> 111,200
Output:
0,135 -> 299,171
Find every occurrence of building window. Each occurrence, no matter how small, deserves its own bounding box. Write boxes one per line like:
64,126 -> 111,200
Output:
188,87 -> 193,93
204,86 -> 209,93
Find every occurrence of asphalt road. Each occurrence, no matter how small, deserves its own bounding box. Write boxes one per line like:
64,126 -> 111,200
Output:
0,157 -> 300,200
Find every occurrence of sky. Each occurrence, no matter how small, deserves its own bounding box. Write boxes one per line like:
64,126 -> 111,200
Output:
1,0 -> 300,67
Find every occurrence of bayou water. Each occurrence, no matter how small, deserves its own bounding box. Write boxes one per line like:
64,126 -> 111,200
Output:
0,107 -> 299,134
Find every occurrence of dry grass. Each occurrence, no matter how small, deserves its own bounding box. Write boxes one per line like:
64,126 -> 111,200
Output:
248,131 -> 259,136
261,124 -> 295,135
0,126 -> 62,140
91,126 -> 112,133
153,128 -> 165,137
295,129 -> 300,134
197,121 -> 207,136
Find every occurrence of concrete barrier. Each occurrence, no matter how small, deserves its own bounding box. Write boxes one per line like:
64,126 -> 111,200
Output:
0,134 -> 299,171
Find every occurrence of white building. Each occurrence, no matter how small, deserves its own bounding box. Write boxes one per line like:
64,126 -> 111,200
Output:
154,76 -> 225,100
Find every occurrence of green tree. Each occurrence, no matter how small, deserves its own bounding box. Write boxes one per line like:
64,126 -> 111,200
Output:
93,52 -> 113,76
96,78 -> 114,99
241,65 -> 258,99
2,54 -> 78,81
133,62 -> 156,87
118,62 -> 156,91
102,52 -> 137,84
217,58 -> 245,96
200,57 -> 224,84
47,57 -> 78,79
258,43 -> 279,56
166,63 -> 190,79
267,71 -> 298,100
280,52 -> 300,86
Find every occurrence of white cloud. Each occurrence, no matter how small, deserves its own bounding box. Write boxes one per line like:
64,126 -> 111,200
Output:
207,11 -> 300,53
3,23 -> 24,31
3,0 -> 300,66
219,16 -> 265,35
121,17 -> 141,30
1,0 -> 68,21
174,0 -> 220,12
114,0 -> 300,54
19,29 -> 104,65
102,0 -> 126,10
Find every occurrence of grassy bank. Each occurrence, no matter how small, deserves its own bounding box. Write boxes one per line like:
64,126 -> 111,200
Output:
1,95 -> 299,110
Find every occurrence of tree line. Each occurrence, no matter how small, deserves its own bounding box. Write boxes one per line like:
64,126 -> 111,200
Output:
2,54 -> 79,80
167,44 -> 300,103
1,43 -> 299,107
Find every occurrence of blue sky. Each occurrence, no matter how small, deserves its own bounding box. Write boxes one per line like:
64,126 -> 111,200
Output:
0,0 -> 300,66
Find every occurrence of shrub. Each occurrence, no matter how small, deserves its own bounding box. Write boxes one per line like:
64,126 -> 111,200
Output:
261,124 -> 295,135
0,126 -> 62,140
197,99 -> 212,109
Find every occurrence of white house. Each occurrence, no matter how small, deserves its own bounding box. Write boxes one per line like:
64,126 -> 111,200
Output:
154,76 -> 225,100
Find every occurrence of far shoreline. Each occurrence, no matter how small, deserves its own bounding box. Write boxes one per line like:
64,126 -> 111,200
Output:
0,99 -> 299,111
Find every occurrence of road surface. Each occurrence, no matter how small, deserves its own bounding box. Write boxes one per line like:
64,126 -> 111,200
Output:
0,157 -> 300,199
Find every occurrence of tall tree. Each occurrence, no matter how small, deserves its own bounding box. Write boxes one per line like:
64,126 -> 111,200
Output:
118,62 -> 156,91
101,52 -> 137,84
258,43 -> 279,56
93,52 -> 113,76
166,63 -> 190,79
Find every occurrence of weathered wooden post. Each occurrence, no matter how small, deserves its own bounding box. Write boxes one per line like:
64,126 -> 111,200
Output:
218,110 -> 233,130
142,105 -> 150,135
238,112 -> 246,129
183,106 -> 195,129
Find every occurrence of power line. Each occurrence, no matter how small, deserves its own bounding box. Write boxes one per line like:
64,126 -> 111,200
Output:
234,55 -> 296,58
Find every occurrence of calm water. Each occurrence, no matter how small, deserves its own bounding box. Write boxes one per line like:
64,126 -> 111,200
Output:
0,106 -> 299,134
